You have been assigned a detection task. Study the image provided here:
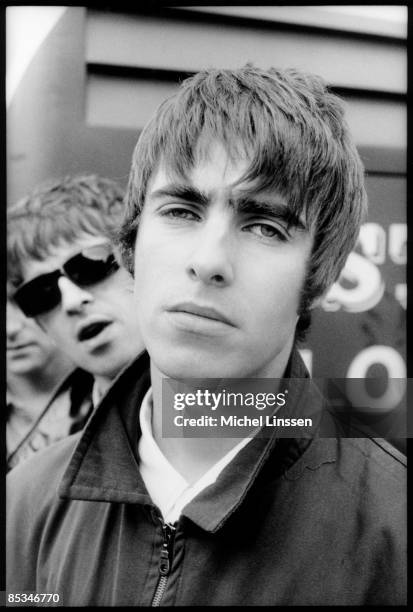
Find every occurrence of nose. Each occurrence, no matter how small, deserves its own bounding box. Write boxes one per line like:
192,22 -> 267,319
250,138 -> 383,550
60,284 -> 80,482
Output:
58,276 -> 94,314
186,213 -> 234,287
7,301 -> 26,338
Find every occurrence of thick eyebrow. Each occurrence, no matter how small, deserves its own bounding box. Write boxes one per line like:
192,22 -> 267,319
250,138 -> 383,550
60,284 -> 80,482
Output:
150,184 -> 209,207
234,197 -> 307,231
150,184 -> 306,231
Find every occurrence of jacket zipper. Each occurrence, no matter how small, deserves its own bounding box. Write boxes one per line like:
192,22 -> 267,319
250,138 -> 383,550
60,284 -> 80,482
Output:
151,522 -> 176,607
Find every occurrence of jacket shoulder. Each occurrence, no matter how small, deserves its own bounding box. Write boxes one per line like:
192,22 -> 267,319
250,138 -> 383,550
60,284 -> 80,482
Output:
292,436 -> 407,514
7,433 -> 82,592
341,436 -> 406,483
326,436 -> 406,524
367,437 -> 406,467
7,432 -> 81,510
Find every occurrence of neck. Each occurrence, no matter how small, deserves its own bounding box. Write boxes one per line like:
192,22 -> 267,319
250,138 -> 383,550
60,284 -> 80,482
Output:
93,374 -> 115,403
149,346 -> 293,483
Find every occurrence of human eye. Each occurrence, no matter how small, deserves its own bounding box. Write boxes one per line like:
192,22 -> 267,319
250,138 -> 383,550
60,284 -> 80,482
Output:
244,221 -> 288,242
159,205 -> 201,221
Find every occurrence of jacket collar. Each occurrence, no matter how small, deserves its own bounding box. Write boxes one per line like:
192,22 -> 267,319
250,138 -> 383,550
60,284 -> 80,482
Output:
58,349 -> 337,531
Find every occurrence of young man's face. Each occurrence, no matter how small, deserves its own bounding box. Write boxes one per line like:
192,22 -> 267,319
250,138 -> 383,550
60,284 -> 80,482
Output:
7,294 -> 65,376
18,235 -> 143,380
133,140 -> 313,379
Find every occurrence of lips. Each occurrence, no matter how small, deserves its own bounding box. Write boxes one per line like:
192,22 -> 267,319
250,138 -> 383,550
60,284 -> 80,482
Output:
7,343 -> 35,351
77,319 -> 112,342
167,302 -> 235,326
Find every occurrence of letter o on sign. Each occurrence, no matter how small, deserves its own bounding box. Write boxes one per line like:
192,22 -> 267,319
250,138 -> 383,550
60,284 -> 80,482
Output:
346,346 -> 406,413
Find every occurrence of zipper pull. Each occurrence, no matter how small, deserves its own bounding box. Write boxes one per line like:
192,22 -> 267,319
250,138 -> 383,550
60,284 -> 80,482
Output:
159,523 -> 175,576
152,522 -> 177,606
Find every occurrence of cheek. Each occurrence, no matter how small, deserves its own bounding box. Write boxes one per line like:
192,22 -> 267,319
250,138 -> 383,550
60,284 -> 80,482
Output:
133,243 -> 156,317
246,254 -> 308,323
134,231 -> 179,297
37,312 -> 70,345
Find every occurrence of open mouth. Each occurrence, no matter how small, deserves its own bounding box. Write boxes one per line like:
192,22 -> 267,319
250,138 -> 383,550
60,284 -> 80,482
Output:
78,321 -> 111,342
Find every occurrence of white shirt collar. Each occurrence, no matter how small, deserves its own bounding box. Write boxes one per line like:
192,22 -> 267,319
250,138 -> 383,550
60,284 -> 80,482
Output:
91,380 -> 102,409
138,387 -> 252,524
138,387 -> 188,520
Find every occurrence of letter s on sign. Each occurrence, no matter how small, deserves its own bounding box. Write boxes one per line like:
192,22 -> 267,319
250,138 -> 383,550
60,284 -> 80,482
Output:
322,252 -> 384,313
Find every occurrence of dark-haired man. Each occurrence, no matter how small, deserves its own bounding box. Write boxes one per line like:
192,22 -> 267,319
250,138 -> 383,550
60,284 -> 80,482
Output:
7,68 -> 406,605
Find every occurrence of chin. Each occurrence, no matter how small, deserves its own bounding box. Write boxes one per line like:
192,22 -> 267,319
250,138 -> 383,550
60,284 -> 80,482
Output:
94,360 -> 127,380
8,362 -> 41,376
152,349 -> 242,380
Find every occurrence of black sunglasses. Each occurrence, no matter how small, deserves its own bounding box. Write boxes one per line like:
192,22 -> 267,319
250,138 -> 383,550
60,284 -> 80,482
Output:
13,242 -> 120,318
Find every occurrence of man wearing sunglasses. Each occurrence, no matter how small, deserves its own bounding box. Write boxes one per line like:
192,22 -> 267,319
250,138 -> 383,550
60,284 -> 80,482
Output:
6,174 -> 144,469
7,67 -> 406,605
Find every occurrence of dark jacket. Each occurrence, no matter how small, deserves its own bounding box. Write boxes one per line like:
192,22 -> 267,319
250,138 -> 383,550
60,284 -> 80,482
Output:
7,351 -> 406,606
7,367 -> 94,471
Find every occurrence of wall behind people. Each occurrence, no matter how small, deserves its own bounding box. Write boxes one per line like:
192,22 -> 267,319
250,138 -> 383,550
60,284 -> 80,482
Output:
7,6 -> 406,414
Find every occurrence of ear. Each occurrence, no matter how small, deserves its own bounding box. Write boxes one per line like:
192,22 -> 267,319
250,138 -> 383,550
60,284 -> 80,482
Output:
117,244 -> 135,277
309,296 -> 323,310
124,246 -> 135,277
112,244 -> 122,265
309,281 -> 337,309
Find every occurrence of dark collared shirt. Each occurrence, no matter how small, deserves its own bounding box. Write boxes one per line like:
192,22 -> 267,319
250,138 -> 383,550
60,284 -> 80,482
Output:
7,368 -> 94,471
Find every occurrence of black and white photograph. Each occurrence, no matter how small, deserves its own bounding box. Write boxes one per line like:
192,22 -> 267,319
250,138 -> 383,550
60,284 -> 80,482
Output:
5,5 -> 407,606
